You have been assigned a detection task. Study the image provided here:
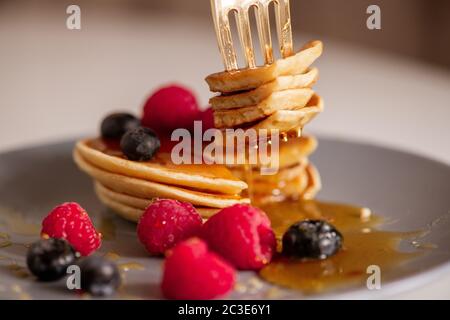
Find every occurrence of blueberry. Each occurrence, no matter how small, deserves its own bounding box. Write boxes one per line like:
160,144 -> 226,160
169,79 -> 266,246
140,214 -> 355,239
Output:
26,238 -> 79,281
120,127 -> 160,161
101,113 -> 140,139
282,220 -> 343,260
79,256 -> 121,297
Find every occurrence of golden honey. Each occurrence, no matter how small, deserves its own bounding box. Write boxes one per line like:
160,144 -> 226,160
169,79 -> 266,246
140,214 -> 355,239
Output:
87,138 -> 240,182
259,200 -> 422,293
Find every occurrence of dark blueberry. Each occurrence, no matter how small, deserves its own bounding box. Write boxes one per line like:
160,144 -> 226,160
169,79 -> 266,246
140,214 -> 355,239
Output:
282,220 -> 343,260
79,256 -> 121,297
101,113 -> 140,140
120,127 -> 160,161
26,238 -> 79,281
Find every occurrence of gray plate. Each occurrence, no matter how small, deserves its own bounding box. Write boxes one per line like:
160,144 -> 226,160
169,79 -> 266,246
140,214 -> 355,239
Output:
0,138 -> 449,300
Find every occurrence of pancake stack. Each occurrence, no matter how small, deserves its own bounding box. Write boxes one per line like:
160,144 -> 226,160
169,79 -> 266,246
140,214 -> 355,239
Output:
206,41 -> 324,203
206,41 -> 323,135
74,139 -> 249,222
73,40 -> 325,222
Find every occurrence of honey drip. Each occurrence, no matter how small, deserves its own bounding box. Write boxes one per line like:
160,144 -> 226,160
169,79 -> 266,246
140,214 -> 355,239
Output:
244,164 -> 254,201
259,200 -> 423,293
98,216 -> 117,241
0,232 -> 12,248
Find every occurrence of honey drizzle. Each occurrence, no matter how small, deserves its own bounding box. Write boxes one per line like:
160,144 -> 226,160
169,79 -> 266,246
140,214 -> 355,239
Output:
98,216 -> 116,241
118,262 -> 145,272
0,207 -> 40,237
259,200 -> 424,294
104,251 -> 121,261
244,164 -> 254,201
0,232 -> 12,248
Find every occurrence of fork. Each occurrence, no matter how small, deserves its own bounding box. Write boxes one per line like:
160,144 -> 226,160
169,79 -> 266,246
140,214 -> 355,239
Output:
210,0 -> 294,71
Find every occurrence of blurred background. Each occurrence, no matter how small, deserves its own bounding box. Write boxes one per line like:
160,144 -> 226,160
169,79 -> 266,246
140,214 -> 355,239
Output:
0,0 -> 450,163
130,0 -> 450,67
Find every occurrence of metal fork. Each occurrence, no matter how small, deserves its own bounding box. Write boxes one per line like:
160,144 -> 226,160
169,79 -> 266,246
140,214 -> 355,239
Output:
211,0 -> 293,71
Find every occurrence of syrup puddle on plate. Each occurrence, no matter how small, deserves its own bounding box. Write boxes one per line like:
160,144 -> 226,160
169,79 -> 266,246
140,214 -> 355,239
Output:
98,215 -> 117,241
258,200 -> 427,294
104,251 -> 121,261
0,232 -> 12,248
7,262 -> 30,279
118,262 -> 145,272
0,206 -> 40,237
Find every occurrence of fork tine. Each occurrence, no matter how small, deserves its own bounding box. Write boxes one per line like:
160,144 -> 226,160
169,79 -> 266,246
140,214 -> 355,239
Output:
254,1 -> 273,65
274,0 -> 294,58
211,0 -> 238,70
235,8 -> 256,69
211,0 -> 293,70
220,16 -> 239,70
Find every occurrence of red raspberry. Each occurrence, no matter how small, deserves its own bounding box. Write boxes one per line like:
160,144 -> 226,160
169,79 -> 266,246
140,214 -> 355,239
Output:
161,238 -> 235,300
198,107 -> 215,131
137,199 -> 202,255
41,202 -> 101,256
202,204 -> 276,270
142,85 -> 200,133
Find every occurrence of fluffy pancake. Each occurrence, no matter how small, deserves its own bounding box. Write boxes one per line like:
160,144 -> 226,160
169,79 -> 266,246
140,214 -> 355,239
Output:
252,170 -> 309,196
210,68 -> 319,110
225,135 -> 317,170
229,159 -> 308,183
96,191 -> 144,223
95,182 -> 155,210
253,163 -> 321,205
74,150 -> 250,208
75,139 -> 247,195
206,41 -> 323,93
302,163 -> 322,200
273,135 -> 317,169
213,88 -> 314,128
218,94 -> 323,143
94,182 -> 219,222
244,94 -> 323,134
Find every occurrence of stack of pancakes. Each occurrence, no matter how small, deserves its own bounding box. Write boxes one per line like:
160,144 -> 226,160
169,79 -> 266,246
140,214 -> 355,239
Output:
73,139 -> 249,222
206,41 -> 324,203
73,40 -> 325,222
206,41 -> 323,134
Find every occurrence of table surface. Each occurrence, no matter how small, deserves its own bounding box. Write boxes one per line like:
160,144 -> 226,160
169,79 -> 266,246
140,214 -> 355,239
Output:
0,9 -> 449,299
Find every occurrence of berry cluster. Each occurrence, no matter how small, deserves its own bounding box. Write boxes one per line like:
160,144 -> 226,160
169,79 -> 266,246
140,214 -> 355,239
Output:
28,199 -> 343,300
27,202 -> 120,297
24,84 -> 344,300
100,84 -> 214,162
136,200 -> 276,299
136,199 -> 343,300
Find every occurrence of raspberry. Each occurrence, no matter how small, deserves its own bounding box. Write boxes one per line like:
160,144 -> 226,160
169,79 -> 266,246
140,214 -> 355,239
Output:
41,202 -> 102,256
161,238 -> 235,300
202,204 -> 276,270
137,199 -> 203,255
198,107 -> 215,131
142,85 -> 200,133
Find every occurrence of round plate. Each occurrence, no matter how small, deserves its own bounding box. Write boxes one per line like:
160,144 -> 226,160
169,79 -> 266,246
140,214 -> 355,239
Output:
0,138 -> 449,299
